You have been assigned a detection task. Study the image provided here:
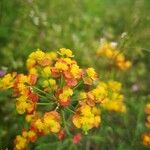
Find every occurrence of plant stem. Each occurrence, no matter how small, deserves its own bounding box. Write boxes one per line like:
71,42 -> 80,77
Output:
66,107 -> 75,114
32,86 -> 55,99
37,102 -> 52,106
61,110 -> 71,136
73,80 -> 83,90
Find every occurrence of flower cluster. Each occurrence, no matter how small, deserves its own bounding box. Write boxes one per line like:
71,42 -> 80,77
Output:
97,39 -> 132,70
0,48 -> 126,149
73,104 -> 101,134
78,80 -> 126,113
142,102 -> 150,146
14,111 -> 61,150
145,103 -> 150,128
0,73 -> 16,90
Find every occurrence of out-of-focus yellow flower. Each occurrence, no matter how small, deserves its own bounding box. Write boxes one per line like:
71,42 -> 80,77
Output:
79,92 -> 87,100
27,130 -> 37,142
26,58 -> 36,69
145,115 -> 150,128
59,48 -> 74,57
92,82 -> 107,100
142,133 -> 150,145
97,40 -> 132,70
144,102 -> 150,128
83,68 -> 98,85
14,135 -> 28,150
102,100 -> 126,112
16,98 -> 28,114
108,80 -> 122,92
28,68 -> 38,75
145,103 -> 150,115
86,68 -> 97,80
25,112 -> 37,123
0,73 -> 15,90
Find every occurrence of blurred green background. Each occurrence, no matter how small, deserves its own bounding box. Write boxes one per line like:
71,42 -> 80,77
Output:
0,0 -> 150,149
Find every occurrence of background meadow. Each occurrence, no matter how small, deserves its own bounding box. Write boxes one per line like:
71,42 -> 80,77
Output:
0,0 -> 150,149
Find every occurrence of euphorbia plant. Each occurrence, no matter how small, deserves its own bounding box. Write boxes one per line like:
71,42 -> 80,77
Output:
0,48 -> 126,150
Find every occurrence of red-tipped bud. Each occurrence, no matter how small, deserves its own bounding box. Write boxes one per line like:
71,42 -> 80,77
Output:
58,130 -> 65,140
73,133 -> 82,144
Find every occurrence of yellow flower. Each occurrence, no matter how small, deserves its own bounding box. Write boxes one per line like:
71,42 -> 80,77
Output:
30,49 -> 45,61
80,105 -> 92,117
70,64 -> 81,78
16,96 -> 35,114
145,115 -> 150,128
142,133 -> 150,145
59,48 -> 74,57
43,111 -> 61,133
42,79 -> 56,88
108,80 -> 122,92
86,68 -> 97,80
91,82 -> 108,103
42,66 -> 51,77
26,49 -> 53,69
72,116 -> 81,128
16,96 -> 28,114
59,87 -> 73,100
63,58 -> 73,65
92,86 -> 107,98
97,40 -> 132,71
79,92 -> 87,100
34,119 -> 44,132
55,61 -> 68,71
0,73 -> 14,89
110,92 -> 124,101
14,135 -> 28,150
72,104 -> 101,133
102,100 -> 126,112
124,61 -> 132,69
25,113 -> 36,123
46,52 -> 57,60
28,68 -> 38,75
145,103 -> 150,115
26,58 -> 36,69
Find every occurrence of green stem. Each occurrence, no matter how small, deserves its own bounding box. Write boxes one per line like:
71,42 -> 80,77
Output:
37,102 -> 52,106
73,80 -> 83,90
36,92 -> 47,99
60,74 -> 64,87
66,107 -> 75,114
61,110 -> 71,136
32,86 -> 55,99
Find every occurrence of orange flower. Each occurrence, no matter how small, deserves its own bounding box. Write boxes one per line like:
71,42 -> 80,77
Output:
142,133 -> 150,145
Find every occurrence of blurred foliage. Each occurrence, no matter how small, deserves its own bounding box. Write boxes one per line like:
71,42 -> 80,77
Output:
0,0 -> 150,149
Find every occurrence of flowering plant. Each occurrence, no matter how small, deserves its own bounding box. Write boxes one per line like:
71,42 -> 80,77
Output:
0,48 -> 126,150
142,102 -> 150,145
97,39 -> 132,71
